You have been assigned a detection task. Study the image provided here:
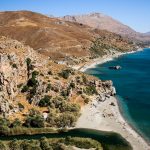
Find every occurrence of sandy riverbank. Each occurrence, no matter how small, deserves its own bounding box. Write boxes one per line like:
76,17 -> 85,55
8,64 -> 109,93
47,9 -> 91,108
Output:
76,96 -> 150,150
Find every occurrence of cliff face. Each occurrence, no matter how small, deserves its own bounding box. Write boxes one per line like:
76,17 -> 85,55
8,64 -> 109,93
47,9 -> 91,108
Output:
0,36 -> 116,127
0,36 -> 44,117
0,11 -> 136,63
63,13 -> 150,43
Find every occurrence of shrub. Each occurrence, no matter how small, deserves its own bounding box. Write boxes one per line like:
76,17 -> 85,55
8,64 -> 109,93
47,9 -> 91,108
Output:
38,95 -> 52,107
40,137 -> 51,150
46,83 -> 51,92
84,86 -> 98,95
49,97 -> 63,109
61,89 -> 70,98
18,103 -> 25,110
9,139 -> 20,150
69,82 -> 75,88
32,71 -> 39,78
90,38 -> 106,56
56,113 -> 77,128
84,98 -> 90,104
82,75 -> 87,84
24,109 -> 44,128
59,69 -> 71,79
12,63 -> 18,69
11,119 -> 21,128
20,140 -> 41,150
21,85 -> 29,93
27,77 -> 38,87
0,141 -> 7,150
48,70 -> 53,75
0,118 -> 10,127
17,83 -> 23,89
26,58 -> 31,66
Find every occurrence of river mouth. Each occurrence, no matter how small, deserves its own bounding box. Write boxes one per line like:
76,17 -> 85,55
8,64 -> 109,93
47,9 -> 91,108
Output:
0,128 -> 132,150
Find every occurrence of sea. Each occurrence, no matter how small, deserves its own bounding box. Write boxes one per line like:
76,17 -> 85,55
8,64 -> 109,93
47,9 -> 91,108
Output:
85,48 -> 150,142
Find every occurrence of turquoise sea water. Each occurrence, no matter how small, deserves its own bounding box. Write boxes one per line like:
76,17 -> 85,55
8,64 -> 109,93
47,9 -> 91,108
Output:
85,48 -> 150,142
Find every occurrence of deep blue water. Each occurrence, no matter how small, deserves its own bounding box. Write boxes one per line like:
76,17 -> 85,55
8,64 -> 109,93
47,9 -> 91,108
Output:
85,48 -> 150,142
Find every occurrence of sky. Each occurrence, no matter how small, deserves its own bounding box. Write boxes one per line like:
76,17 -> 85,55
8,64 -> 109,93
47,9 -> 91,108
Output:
0,0 -> 149,33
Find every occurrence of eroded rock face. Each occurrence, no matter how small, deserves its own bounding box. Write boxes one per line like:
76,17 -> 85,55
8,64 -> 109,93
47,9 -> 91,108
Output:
96,80 -> 116,102
0,36 -> 117,119
0,37 -> 38,116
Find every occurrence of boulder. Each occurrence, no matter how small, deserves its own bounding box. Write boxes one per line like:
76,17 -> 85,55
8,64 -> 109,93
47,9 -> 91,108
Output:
109,65 -> 121,70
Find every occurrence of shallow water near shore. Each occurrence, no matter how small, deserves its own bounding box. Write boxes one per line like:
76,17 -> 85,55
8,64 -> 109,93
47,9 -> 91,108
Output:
85,48 -> 150,142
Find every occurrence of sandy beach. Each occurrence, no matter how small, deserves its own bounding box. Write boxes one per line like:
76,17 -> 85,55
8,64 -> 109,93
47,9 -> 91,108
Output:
74,48 -> 150,150
74,49 -> 143,72
76,96 -> 150,150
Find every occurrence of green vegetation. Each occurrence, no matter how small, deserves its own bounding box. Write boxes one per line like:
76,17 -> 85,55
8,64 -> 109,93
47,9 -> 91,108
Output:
12,63 -> 18,69
18,103 -> 25,110
69,82 -> 75,88
39,95 -> 52,107
48,70 -> 53,75
10,119 -> 22,128
17,83 -> 23,89
26,58 -> 33,78
46,83 -> 51,92
59,69 -> 74,79
21,85 -> 29,93
84,85 -> 98,95
24,109 -> 45,128
90,38 -> 108,56
0,137 -> 103,150
21,69 -> 39,101
82,75 -> 87,84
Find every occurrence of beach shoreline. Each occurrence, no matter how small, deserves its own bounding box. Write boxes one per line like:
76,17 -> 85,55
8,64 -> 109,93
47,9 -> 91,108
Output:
74,48 -> 150,150
75,48 -> 143,72
76,96 -> 150,150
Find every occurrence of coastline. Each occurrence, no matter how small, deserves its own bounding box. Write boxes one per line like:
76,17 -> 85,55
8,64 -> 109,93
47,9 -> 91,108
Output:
76,48 -> 143,72
76,96 -> 150,150
74,48 -> 150,150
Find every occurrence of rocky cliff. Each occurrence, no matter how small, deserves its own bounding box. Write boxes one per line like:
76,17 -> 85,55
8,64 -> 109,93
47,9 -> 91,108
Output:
0,36 -> 116,128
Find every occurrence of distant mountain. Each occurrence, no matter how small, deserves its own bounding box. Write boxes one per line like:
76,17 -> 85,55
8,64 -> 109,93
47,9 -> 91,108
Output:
62,13 -> 150,43
144,32 -> 150,36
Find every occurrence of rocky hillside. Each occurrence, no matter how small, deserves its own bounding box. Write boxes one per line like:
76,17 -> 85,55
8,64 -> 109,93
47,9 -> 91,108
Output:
0,11 -> 136,63
0,36 -> 116,129
144,32 -> 150,36
63,13 -> 150,43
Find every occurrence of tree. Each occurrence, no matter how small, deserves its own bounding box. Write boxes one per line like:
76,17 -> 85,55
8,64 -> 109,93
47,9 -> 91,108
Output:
59,69 -> 72,79
21,85 -> 29,93
24,110 -> 44,128
0,141 -> 7,150
11,118 -> 21,128
40,137 -> 52,150
38,95 -> 51,107
56,113 -> 77,128
9,139 -> 20,150
26,58 -> 32,78
84,86 -> 97,95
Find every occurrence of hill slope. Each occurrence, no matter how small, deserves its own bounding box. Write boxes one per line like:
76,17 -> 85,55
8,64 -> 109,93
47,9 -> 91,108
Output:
63,13 -> 150,43
0,11 -> 136,63
0,36 -> 116,127
144,32 -> 150,36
